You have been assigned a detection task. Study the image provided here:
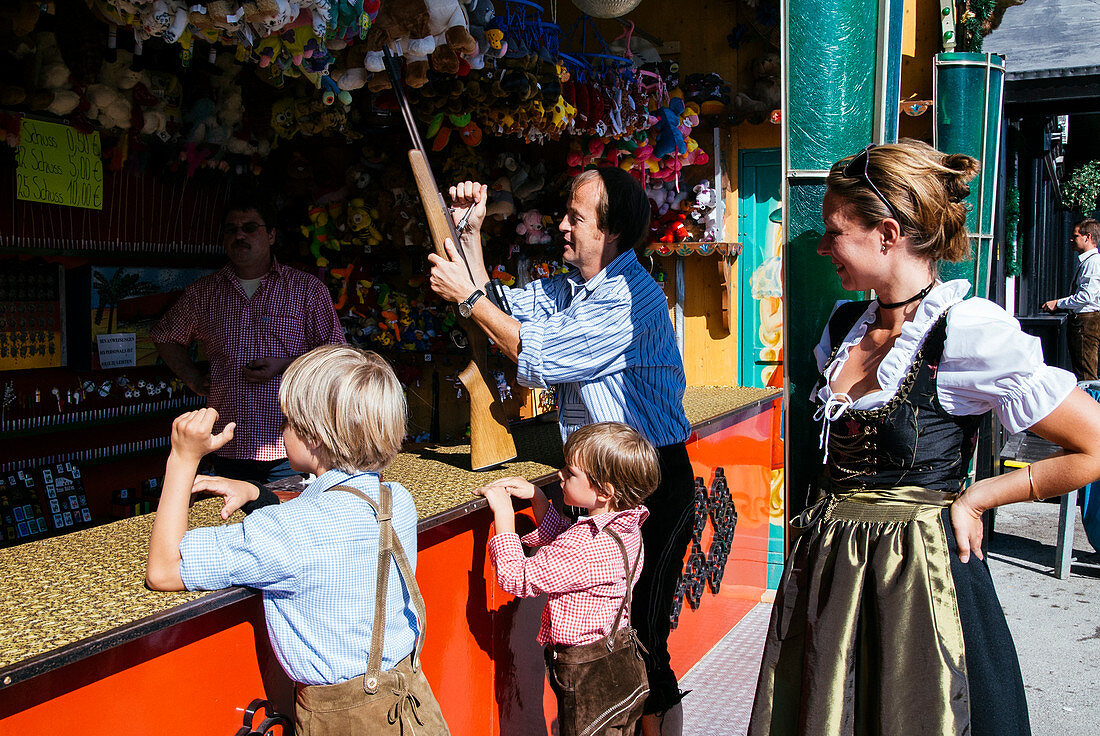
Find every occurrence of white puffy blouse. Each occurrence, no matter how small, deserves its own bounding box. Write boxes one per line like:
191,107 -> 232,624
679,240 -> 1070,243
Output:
813,279 -> 1077,434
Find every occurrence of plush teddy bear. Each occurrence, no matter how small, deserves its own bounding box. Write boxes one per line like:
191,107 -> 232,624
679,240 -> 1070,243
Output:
731,52 -> 780,124
486,176 -> 515,220
424,0 -> 477,74
647,183 -> 690,217
657,212 -> 691,243
241,0 -> 283,28
347,198 -> 384,249
463,0 -> 495,69
685,72 -> 732,116
513,161 -> 546,203
330,44 -> 369,92
0,0 -> 39,38
25,31 -> 80,117
86,49 -> 145,130
364,0 -> 432,87
652,97 -> 687,159
691,180 -> 720,242
182,96 -> 218,142
516,209 -> 551,245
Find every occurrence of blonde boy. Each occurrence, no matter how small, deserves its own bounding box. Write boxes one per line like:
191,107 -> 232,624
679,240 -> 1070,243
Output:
476,422 -> 660,736
146,345 -> 447,735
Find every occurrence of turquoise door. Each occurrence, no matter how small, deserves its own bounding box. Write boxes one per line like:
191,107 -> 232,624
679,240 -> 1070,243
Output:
738,148 -> 783,389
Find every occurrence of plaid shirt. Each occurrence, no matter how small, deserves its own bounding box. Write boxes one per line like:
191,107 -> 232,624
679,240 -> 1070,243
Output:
488,504 -> 648,646
151,259 -> 345,461
179,470 -> 420,685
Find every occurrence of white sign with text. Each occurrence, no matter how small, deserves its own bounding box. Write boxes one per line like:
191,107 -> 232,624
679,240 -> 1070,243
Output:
97,333 -> 136,369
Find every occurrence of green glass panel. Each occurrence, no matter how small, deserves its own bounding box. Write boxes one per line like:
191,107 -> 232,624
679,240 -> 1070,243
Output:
935,53 -> 1005,235
935,53 -> 1005,297
785,182 -> 858,510
788,0 -> 881,171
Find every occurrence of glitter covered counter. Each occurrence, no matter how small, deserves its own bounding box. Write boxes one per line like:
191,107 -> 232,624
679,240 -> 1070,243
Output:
0,386 -> 779,686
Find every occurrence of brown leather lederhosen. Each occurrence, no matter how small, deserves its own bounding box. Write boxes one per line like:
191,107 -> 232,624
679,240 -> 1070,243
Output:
544,527 -> 649,736
294,484 -> 449,736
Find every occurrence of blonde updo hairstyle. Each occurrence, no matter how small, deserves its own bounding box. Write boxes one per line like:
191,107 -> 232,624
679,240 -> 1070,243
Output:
826,139 -> 980,263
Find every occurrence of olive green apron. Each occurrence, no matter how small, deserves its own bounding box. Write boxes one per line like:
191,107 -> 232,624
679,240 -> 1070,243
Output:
750,486 -> 969,736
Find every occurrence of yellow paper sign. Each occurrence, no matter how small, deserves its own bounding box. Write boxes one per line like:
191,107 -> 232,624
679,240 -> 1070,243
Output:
15,119 -> 103,210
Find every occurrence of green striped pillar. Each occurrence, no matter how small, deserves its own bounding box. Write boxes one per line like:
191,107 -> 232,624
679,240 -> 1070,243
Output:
783,0 -> 905,518
934,53 -> 1006,297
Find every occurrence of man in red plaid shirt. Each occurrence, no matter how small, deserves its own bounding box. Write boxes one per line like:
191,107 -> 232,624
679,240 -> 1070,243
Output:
152,195 -> 345,487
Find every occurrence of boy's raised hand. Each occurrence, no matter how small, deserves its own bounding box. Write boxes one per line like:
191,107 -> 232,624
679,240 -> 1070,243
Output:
170,408 -> 236,465
191,475 -> 261,520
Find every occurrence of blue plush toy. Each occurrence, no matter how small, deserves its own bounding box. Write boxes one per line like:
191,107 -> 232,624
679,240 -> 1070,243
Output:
653,96 -> 687,158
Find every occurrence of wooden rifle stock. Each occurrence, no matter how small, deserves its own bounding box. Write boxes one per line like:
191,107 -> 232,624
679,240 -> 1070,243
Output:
407,149 -> 517,470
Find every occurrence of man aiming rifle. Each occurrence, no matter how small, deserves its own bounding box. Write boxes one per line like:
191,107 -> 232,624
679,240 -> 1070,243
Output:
429,169 -> 694,736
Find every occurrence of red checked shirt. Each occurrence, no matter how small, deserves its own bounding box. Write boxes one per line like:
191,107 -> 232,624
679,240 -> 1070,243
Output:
488,504 -> 648,646
151,259 -> 345,461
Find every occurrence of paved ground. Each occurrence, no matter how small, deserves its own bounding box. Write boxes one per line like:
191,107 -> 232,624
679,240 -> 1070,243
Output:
681,501 -> 1100,735
990,500 -> 1100,735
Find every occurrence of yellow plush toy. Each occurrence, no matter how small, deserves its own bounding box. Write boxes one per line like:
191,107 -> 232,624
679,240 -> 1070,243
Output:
347,198 -> 384,248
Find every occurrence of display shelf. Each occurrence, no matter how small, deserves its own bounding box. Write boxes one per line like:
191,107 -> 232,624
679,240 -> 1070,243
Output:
0,241 -> 225,259
0,396 -> 204,435
644,241 -> 742,257
0,437 -> 169,474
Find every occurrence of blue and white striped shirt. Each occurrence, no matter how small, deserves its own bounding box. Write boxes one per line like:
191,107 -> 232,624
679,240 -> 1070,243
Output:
179,470 -> 419,685
507,249 -> 690,447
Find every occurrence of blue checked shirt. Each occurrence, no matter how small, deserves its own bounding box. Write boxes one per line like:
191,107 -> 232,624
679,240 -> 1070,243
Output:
507,249 -> 691,447
179,470 -> 419,685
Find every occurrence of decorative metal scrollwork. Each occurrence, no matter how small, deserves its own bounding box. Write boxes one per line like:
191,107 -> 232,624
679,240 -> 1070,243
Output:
233,698 -> 291,736
670,468 -> 737,629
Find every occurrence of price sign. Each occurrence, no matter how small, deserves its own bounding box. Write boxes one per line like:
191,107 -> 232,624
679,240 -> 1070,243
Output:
14,119 -> 103,210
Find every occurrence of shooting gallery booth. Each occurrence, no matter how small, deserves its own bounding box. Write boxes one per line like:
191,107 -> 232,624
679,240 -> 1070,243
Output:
0,1 -> 785,733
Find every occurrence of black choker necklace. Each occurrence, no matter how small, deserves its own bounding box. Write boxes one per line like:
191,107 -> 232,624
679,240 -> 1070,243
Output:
877,280 -> 936,309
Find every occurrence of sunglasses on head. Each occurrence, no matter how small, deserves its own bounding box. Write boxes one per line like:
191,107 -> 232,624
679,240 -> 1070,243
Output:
842,145 -> 905,232
222,222 -> 265,237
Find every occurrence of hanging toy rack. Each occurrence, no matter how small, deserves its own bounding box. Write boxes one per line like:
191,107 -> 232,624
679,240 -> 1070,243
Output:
561,13 -> 633,79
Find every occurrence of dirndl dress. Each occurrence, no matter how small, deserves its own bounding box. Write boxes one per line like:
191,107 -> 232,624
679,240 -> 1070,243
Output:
748,301 -> 1031,736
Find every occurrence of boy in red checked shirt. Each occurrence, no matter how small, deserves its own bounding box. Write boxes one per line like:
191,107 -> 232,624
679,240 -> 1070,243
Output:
475,422 -> 660,736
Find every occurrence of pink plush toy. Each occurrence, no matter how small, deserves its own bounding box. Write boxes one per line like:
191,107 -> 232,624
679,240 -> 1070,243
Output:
516,209 -> 552,245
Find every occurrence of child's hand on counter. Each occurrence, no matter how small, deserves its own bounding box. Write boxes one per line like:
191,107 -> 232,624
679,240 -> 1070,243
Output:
479,476 -> 538,500
191,475 -> 261,520
170,408 -> 235,466
474,482 -> 514,512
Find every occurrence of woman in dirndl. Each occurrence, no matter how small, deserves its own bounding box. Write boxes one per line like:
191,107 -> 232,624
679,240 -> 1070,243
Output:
748,139 -> 1100,736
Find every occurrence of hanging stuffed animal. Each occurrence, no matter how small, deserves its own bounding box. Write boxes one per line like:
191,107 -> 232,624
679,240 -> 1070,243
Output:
690,180 -> 720,242
424,0 -> 477,74
731,52 -> 780,124
516,209 -> 551,245
363,0 -> 432,88
26,31 -> 80,116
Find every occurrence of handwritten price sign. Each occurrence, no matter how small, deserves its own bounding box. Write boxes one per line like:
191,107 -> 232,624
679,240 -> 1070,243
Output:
15,119 -> 103,210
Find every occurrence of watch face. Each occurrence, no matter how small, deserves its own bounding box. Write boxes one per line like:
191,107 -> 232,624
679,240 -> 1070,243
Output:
458,302 -> 472,318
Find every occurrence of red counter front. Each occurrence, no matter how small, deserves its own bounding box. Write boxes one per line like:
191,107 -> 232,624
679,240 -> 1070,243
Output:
0,392 -> 781,735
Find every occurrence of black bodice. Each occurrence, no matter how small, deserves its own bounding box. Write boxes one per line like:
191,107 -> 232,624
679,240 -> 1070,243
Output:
816,301 -> 981,494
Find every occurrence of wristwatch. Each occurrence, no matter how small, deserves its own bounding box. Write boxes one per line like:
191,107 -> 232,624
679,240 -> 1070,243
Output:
458,289 -> 485,318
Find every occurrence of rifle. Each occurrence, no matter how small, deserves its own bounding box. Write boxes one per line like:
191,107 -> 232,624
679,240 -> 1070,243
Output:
383,49 -> 517,471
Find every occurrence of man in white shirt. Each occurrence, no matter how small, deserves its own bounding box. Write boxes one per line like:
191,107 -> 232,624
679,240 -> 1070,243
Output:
1043,219 -> 1100,380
